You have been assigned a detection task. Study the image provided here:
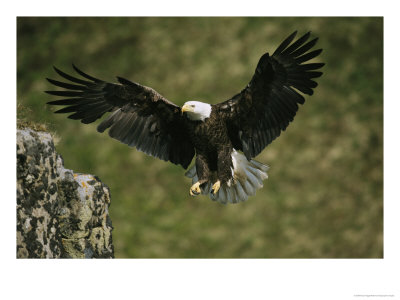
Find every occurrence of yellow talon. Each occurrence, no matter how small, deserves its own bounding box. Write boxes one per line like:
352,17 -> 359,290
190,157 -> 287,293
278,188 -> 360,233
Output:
190,182 -> 201,196
211,180 -> 221,195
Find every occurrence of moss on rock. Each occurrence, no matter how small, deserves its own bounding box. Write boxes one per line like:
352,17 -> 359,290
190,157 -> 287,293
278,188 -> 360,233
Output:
17,128 -> 114,258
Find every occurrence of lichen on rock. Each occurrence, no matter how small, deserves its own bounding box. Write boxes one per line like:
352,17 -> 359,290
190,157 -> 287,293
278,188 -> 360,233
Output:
17,128 -> 114,258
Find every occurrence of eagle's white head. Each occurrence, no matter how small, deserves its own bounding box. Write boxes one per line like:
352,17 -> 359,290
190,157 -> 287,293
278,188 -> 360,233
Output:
181,101 -> 212,121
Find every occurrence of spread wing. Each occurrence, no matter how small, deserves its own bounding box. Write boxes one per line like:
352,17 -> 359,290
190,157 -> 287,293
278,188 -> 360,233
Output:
215,31 -> 324,160
46,65 -> 194,169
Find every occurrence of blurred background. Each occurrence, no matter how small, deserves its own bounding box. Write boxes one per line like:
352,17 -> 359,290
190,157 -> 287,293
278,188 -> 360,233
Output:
17,17 -> 383,258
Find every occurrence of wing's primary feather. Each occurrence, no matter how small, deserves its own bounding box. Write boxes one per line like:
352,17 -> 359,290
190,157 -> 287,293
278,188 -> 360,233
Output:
215,31 -> 324,160
46,65 -> 194,169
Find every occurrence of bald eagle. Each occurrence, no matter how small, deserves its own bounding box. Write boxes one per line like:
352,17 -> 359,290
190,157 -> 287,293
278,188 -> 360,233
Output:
46,31 -> 323,204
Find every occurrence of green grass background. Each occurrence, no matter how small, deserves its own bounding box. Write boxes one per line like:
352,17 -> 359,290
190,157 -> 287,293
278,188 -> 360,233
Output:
17,17 -> 383,258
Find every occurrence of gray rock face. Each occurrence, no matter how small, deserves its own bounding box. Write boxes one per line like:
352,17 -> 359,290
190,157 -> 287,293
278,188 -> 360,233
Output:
17,128 -> 114,258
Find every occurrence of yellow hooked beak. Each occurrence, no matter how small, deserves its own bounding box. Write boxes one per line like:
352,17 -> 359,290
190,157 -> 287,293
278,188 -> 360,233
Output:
181,104 -> 194,115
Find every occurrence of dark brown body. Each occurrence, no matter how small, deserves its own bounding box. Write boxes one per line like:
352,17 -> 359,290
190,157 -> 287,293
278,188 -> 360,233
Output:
185,107 -> 233,186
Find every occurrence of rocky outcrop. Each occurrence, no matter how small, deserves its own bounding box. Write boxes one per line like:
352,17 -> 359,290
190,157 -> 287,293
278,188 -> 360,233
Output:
17,128 -> 114,258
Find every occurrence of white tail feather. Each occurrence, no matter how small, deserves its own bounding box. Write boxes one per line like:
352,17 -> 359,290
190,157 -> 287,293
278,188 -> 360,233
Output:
185,150 -> 269,204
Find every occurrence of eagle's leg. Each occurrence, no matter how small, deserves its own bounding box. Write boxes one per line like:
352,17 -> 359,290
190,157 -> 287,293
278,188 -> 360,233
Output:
190,154 -> 210,197
212,147 -> 234,194
190,182 -> 202,196
211,180 -> 221,194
